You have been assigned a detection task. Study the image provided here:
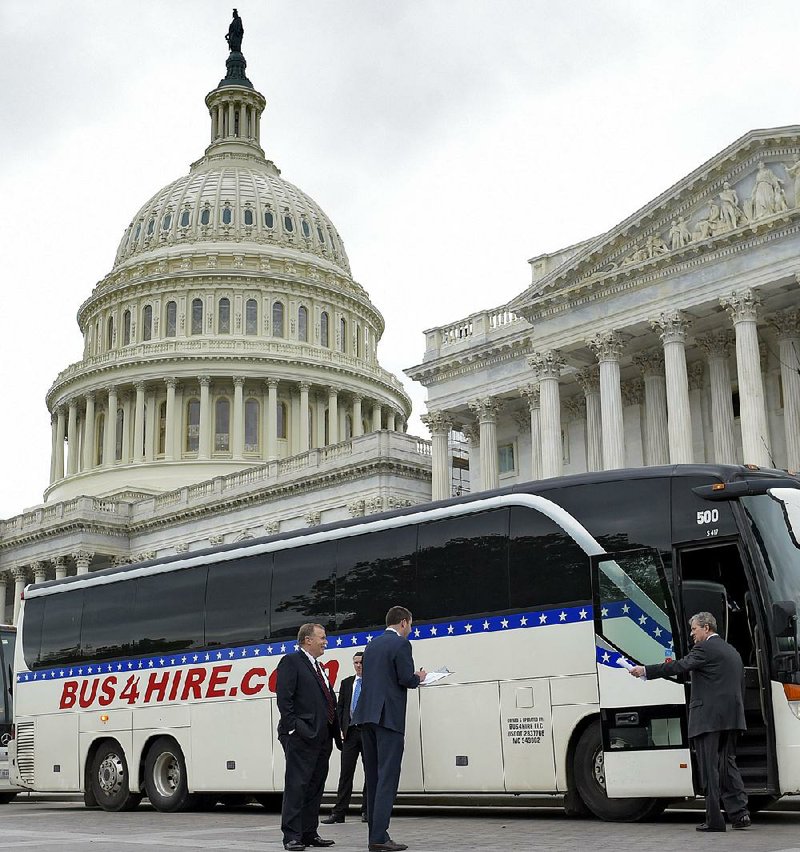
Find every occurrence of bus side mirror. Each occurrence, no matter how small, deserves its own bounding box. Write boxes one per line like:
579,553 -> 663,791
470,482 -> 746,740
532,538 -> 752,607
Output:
773,601 -> 798,638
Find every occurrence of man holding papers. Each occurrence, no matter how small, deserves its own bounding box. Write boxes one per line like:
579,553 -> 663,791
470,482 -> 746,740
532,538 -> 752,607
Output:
351,606 -> 427,852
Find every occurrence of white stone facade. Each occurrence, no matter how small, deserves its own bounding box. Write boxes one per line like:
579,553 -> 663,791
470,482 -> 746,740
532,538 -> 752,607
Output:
407,129 -> 800,499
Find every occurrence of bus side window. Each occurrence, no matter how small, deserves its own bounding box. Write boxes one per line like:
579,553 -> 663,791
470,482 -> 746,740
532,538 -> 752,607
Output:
336,528 -> 417,631
81,582 -> 137,662
134,569 -> 207,655
39,591 -> 85,667
415,509 -> 510,622
21,596 -> 45,669
508,506 -> 591,610
272,544 -> 335,640
206,556 -> 272,648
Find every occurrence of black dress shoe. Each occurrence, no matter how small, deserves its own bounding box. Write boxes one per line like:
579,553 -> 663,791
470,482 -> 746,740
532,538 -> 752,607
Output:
696,823 -> 726,832
320,815 -> 344,824
284,842 -> 306,851
368,842 -> 408,851
732,815 -> 752,830
303,836 -> 335,848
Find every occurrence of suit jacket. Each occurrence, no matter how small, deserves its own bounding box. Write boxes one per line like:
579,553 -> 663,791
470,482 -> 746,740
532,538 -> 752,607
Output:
336,674 -> 358,739
351,629 -> 420,734
645,634 -> 746,738
276,651 -> 343,747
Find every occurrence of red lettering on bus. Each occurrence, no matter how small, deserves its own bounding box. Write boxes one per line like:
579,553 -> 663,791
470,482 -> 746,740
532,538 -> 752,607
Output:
241,667 -> 267,696
120,675 -> 140,704
98,676 -> 117,707
206,665 -> 231,698
144,671 -> 169,704
168,670 -> 183,702
180,667 -> 206,701
79,678 -> 99,709
268,668 -> 278,693
59,680 -> 78,709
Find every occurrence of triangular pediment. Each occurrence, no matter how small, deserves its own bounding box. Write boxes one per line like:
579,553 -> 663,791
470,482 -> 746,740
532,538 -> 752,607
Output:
510,125 -> 800,320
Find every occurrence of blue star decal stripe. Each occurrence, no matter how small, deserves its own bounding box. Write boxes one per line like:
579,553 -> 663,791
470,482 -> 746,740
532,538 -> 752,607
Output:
600,598 -> 673,645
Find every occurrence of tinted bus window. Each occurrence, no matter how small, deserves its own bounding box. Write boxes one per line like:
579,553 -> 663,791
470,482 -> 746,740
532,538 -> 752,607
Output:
134,569 -> 207,655
21,597 -> 45,669
206,556 -> 272,648
416,509 -> 510,621
39,590 -> 85,667
272,544 -> 335,640
509,506 -> 591,610
81,582 -> 137,662
336,527 -> 417,631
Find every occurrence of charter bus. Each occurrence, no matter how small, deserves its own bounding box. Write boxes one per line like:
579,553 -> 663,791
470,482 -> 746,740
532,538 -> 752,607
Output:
8,464 -> 800,820
1,624 -> 19,802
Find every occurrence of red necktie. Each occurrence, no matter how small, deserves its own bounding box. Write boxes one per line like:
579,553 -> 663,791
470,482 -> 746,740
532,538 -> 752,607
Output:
315,661 -> 336,724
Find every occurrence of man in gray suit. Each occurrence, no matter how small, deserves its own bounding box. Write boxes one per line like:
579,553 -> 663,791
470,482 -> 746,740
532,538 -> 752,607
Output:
630,611 -> 750,832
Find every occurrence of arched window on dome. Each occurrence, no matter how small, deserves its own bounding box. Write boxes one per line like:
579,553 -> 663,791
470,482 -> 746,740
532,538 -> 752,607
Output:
200,207 -> 211,226
191,298 -> 203,335
301,218 -> 311,238
244,208 -> 254,226
222,206 -> 232,226
272,301 -> 284,338
133,221 -> 142,242
244,398 -> 259,453
96,413 -> 105,466
142,305 -> 153,341
339,317 -> 347,353
356,323 -> 361,358
122,310 -> 132,346
165,301 -> 177,337
277,401 -> 288,440
215,398 -> 230,452
317,224 -> 325,244
157,401 -> 167,456
298,306 -> 308,342
147,217 -> 155,237
320,311 -> 329,348
186,398 -> 200,453
264,208 -> 274,229
162,213 -> 172,232
283,212 -> 294,233
218,298 -> 231,334
106,316 -> 115,351
180,209 -> 190,228
245,299 -> 258,335
115,408 -> 124,462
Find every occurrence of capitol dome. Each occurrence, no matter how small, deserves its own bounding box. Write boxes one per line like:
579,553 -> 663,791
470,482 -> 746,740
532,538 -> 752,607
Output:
44,39 -> 411,503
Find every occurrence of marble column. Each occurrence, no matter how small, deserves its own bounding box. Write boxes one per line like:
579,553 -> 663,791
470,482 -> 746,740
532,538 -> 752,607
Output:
66,399 -> 79,475
696,331 -> 736,464
49,414 -> 59,483
232,376 -> 245,459
198,377 -> 211,460
371,402 -> 382,432
52,555 -> 67,580
352,394 -> 363,438
299,382 -> 311,451
104,386 -> 118,466
121,392 -> 132,463
164,378 -> 178,460
32,561 -> 48,585
73,551 -> 94,575
54,406 -> 66,480
144,388 -> 156,462
519,384 -> 542,481
422,410 -> 453,501
721,290 -> 771,467
82,392 -> 96,471
12,567 -> 27,624
771,308 -> 800,471
651,311 -> 693,464
575,366 -> 603,472
468,397 -> 503,491
387,410 -> 396,432
0,573 -> 7,623
588,331 -> 626,470
632,350 -> 669,466
529,351 -> 565,479
133,381 -> 146,461
686,361 -> 708,462
328,387 -> 340,444
267,379 -> 279,460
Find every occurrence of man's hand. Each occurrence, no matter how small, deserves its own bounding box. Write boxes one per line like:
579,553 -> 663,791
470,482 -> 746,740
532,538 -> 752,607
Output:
417,668 -> 427,682
629,665 -> 646,678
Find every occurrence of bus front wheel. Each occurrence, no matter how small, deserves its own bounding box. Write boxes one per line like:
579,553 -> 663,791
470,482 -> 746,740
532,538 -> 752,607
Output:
89,740 -> 141,812
144,737 -> 193,813
573,721 -> 665,822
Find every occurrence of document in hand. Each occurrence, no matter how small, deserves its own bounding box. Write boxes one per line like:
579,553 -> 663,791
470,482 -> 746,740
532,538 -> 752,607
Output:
420,667 -> 453,686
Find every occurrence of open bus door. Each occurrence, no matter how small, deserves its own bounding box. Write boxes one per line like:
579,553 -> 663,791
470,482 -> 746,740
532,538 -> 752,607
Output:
590,549 -> 695,805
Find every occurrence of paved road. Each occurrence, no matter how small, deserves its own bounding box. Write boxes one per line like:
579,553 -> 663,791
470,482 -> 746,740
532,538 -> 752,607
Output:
3,797 -> 800,852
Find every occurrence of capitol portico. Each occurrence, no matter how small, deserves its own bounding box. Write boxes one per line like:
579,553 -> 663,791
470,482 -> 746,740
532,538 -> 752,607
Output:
408,128 -> 800,499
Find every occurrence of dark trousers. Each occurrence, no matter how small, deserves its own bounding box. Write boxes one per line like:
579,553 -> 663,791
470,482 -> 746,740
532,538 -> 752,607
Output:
330,726 -> 367,818
361,722 -> 405,845
693,730 -> 749,829
280,730 -> 333,843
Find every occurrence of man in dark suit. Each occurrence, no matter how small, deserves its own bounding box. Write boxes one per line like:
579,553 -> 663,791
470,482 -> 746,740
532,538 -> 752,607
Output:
321,651 -> 368,824
630,611 -> 750,832
351,606 -> 427,852
276,623 -> 341,851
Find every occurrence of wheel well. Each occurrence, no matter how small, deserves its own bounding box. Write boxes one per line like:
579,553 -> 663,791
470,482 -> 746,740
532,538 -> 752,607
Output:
83,737 -> 122,796
138,734 -> 182,792
564,712 -> 599,795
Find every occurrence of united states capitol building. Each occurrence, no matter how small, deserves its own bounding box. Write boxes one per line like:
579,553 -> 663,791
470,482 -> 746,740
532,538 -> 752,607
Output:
2,20 -> 799,624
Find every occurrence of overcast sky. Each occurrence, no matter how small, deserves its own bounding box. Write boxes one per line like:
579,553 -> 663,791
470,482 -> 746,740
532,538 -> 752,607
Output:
2,1 -> 800,517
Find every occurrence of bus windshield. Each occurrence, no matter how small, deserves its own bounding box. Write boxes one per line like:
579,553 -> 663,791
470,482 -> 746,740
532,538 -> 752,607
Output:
741,488 -> 800,613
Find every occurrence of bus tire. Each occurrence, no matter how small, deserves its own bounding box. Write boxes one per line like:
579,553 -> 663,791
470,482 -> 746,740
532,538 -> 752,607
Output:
255,792 -> 283,811
144,737 -> 193,813
573,720 -> 665,822
89,740 -> 141,812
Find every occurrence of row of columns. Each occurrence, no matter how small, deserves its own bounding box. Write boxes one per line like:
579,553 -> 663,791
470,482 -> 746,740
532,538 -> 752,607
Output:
50,378 -> 404,483
424,294 -> 800,500
210,100 -> 261,144
0,552 -> 93,625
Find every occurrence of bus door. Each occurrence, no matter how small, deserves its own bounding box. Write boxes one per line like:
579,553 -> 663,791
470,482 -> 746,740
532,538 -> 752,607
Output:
591,549 -> 694,799
677,540 -> 777,796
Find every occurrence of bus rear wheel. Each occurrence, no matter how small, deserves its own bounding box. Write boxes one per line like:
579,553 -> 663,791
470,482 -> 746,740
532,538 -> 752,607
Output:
90,740 -> 141,812
573,720 -> 665,822
144,737 -> 193,813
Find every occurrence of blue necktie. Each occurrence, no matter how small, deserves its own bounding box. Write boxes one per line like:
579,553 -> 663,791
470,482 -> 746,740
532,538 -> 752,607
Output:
351,677 -> 361,714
